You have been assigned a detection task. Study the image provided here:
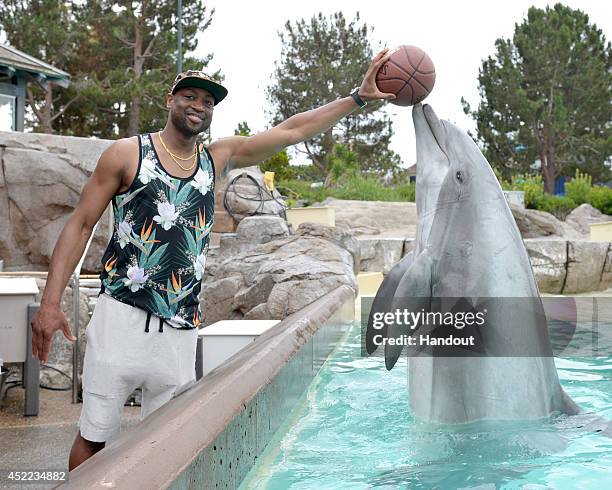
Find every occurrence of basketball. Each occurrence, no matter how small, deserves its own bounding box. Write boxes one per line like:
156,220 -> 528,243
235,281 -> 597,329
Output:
376,45 -> 436,106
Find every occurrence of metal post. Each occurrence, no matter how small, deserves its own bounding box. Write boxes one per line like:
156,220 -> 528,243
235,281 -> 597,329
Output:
25,304 -> 40,416
72,273 -> 80,404
195,335 -> 203,380
177,0 -> 183,73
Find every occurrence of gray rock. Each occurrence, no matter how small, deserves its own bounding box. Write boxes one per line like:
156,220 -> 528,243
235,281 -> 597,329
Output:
295,222 -> 360,274
566,203 -> 612,235
243,303 -> 271,320
218,216 -> 290,259
565,240 -> 610,293
510,204 -> 576,238
39,362 -> 72,389
0,132 -> 113,272
356,236 -> 405,274
200,275 -> 245,325
233,274 -> 276,314
203,234 -> 356,325
600,245 -> 612,288
524,239 -> 568,294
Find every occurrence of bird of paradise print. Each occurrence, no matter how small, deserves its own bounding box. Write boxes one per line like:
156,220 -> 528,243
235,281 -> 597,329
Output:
104,255 -> 118,279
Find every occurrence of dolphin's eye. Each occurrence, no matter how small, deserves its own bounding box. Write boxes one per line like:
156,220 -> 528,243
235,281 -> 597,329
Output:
456,171 -> 464,183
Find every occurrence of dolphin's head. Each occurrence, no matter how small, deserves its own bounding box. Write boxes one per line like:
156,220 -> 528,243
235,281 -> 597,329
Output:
414,104 -> 504,218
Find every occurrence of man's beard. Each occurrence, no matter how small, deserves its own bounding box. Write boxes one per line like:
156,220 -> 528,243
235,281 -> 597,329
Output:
170,110 -> 210,137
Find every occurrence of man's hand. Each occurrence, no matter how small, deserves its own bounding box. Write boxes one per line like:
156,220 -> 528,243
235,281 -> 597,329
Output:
358,48 -> 397,102
31,304 -> 76,363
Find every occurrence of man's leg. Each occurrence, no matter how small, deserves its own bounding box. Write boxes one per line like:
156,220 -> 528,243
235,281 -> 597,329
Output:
68,432 -> 105,470
72,295 -> 141,469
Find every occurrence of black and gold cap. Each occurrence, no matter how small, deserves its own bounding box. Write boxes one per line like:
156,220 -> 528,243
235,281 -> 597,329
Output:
170,70 -> 228,105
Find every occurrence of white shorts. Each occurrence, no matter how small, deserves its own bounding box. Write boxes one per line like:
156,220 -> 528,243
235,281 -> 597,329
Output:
78,294 -> 197,443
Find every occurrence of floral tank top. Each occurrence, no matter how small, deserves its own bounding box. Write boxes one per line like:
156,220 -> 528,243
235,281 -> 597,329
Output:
99,133 -> 215,329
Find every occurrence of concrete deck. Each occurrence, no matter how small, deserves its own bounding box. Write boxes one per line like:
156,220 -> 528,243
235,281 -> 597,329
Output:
0,386 -> 139,489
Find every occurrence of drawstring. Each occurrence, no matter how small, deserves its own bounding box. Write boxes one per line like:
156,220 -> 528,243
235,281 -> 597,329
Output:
144,311 -> 165,333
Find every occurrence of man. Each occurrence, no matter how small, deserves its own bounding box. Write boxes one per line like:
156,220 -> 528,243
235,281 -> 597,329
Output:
30,49 -> 395,470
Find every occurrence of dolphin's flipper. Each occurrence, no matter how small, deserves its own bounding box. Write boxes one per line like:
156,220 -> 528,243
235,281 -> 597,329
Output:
366,252 -> 414,354
385,253 -> 433,370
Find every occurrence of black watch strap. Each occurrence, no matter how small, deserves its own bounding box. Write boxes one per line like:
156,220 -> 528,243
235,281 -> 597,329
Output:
350,88 -> 367,108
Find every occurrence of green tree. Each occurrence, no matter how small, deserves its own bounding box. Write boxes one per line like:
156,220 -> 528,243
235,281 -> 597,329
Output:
234,121 -> 252,136
0,0 -> 85,133
0,0 -> 216,137
462,3 -> 612,193
267,12 -> 401,179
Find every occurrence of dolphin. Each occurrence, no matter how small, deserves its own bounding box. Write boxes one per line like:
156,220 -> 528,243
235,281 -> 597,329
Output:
367,104 -> 580,423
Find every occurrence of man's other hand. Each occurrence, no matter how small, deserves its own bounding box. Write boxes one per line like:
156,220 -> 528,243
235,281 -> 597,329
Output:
31,304 -> 76,363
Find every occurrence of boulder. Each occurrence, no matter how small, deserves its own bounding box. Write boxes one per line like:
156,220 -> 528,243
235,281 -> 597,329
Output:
564,240 -> 610,294
566,203 -> 612,236
295,222 -> 360,274
219,215 -> 290,258
356,236 -> 405,274
201,234 -> 356,325
510,204 -> 580,239
221,166 -> 286,222
524,239 -> 568,294
0,131 -> 113,272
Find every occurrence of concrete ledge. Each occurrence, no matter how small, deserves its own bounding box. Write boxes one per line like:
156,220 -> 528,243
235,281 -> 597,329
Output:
62,285 -> 355,489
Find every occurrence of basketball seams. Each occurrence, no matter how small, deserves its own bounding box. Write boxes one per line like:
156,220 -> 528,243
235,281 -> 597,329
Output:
404,45 -> 435,74
402,45 -> 424,72
403,52 -> 426,104
384,59 -> 416,81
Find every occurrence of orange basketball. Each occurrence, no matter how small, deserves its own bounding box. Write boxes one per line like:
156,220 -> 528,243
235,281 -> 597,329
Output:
376,45 -> 436,106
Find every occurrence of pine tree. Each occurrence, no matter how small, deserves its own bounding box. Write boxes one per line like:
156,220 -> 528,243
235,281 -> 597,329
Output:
463,4 -> 612,192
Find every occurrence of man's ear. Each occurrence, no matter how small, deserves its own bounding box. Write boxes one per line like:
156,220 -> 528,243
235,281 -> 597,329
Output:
166,93 -> 174,109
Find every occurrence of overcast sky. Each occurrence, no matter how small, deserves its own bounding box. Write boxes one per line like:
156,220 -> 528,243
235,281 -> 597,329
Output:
198,0 -> 611,167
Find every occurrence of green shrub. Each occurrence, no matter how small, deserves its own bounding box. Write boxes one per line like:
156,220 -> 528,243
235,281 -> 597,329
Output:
507,174 -> 545,209
277,175 -> 416,204
334,176 -> 394,201
587,186 -> 612,215
260,150 -> 296,181
534,194 -> 576,220
565,170 -> 592,205
395,182 -> 416,201
276,180 -> 333,206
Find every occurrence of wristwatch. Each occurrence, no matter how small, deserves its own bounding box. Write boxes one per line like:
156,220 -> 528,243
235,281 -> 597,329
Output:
350,87 -> 367,108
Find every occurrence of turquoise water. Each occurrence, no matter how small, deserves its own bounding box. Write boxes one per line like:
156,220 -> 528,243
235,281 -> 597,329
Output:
240,323 -> 612,489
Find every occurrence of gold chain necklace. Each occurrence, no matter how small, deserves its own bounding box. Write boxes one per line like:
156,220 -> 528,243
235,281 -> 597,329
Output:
158,132 -> 198,171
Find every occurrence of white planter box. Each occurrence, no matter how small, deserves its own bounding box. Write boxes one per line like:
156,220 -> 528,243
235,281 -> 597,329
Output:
0,278 -> 39,363
198,320 -> 280,376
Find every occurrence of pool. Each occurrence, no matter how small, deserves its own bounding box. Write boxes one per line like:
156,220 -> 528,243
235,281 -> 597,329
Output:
240,322 -> 612,489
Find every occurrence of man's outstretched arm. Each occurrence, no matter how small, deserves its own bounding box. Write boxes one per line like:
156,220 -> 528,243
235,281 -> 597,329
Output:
209,49 -> 395,173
